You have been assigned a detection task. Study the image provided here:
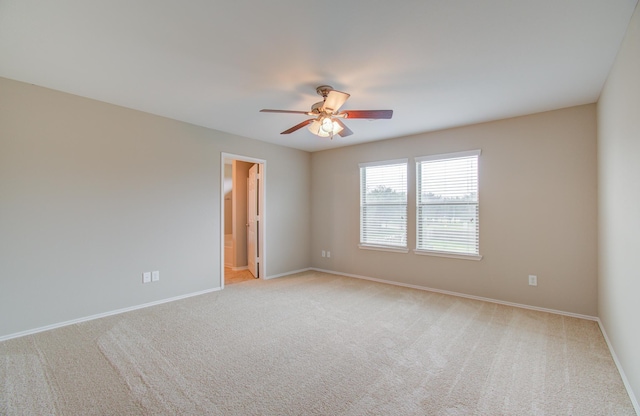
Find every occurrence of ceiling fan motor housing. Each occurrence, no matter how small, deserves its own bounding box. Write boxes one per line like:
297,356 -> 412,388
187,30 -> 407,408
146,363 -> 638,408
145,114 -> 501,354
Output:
311,101 -> 324,113
315,85 -> 334,98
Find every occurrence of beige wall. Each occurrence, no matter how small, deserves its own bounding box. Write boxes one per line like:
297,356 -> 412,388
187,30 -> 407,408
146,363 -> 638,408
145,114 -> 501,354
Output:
598,3 -> 640,406
0,77 -> 311,338
311,104 -> 598,316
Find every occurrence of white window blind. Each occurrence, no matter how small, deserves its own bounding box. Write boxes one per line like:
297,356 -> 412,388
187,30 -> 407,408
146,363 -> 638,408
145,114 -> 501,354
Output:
416,150 -> 480,257
359,159 -> 407,249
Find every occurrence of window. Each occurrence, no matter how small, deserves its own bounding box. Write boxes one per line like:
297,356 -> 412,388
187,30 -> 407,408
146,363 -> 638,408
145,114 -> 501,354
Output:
359,159 -> 408,251
416,150 -> 481,259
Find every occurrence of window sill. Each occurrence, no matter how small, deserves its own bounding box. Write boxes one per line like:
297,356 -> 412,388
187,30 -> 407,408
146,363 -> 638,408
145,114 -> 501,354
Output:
413,249 -> 483,261
359,244 -> 409,254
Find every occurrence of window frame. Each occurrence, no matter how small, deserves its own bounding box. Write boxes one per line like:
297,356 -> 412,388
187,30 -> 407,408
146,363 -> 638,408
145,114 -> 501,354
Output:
358,158 -> 409,253
414,150 -> 482,261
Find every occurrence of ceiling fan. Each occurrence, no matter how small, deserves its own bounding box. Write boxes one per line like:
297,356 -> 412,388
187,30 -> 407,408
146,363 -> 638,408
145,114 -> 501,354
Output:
260,85 -> 393,138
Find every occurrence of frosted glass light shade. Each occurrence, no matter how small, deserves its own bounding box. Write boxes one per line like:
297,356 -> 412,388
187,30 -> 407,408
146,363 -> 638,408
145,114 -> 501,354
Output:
308,117 -> 343,137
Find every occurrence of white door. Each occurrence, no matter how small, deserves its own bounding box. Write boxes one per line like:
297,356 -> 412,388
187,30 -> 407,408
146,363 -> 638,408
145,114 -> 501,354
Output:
247,164 -> 259,278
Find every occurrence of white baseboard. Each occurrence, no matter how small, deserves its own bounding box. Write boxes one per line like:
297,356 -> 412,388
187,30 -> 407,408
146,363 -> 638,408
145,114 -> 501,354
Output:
596,319 -> 640,415
265,268 -> 312,280
0,287 -> 221,343
310,268 -> 597,321
1,267 -> 311,342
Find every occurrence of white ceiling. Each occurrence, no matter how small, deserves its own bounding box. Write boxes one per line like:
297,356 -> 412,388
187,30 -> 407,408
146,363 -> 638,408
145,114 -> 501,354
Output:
1,0 -> 637,152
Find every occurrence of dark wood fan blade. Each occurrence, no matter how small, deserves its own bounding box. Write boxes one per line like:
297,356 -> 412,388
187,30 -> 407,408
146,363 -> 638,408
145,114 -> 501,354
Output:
340,110 -> 393,119
322,90 -> 350,113
260,109 -> 310,114
281,119 -> 314,134
335,119 -> 353,137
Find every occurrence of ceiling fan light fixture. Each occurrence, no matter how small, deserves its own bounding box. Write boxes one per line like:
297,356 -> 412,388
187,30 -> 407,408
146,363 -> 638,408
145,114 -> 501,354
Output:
308,117 -> 343,138
331,120 -> 344,135
321,117 -> 334,133
307,119 -> 323,136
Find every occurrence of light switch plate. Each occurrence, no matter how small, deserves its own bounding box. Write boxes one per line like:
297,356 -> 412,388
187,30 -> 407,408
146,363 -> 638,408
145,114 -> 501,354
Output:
143,272 -> 152,283
152,271 -> 160,282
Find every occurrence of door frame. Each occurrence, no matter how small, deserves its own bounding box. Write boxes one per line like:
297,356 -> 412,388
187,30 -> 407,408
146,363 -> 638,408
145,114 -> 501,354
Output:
220,152 -> 266,289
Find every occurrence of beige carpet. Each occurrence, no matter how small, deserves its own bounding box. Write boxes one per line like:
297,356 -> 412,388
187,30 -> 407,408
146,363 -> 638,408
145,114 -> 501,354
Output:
0,271 -> 635,415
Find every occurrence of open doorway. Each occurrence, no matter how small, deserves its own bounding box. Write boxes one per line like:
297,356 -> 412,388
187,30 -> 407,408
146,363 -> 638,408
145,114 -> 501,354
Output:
220,153 -> 266,288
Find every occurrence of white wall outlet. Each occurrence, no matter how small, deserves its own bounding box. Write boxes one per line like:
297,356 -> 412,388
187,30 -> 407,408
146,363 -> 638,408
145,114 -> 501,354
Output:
327,251 -> 331,258
142,272 -> 151,283
152,271 -> 160,282
322,250 -> 326,258
528,275 -> 538,286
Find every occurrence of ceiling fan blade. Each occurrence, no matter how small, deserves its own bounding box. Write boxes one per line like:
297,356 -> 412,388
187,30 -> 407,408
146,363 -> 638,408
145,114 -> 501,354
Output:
335,119 -> 353,137
340,110 -> 393,119
260,109 -> 311,115
280,119 -> 314,134
322,90 -> 350,113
